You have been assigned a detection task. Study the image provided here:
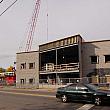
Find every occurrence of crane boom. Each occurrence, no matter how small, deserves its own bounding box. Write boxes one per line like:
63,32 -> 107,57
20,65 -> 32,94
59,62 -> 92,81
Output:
25,0 -> 41,52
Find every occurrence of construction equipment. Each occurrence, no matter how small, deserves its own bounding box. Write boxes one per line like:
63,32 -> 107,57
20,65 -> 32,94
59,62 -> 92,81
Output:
25,0 -> 41,52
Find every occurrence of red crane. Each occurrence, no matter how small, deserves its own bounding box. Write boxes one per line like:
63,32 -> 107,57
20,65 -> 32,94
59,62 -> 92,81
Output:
25,0 -> 41,52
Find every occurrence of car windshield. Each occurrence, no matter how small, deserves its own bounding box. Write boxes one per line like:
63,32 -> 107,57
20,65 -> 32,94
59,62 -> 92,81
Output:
85,84 -> 99,91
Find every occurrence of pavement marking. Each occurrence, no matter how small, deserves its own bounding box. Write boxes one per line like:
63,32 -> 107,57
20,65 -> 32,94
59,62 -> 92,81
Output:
0,91 -> 55,98
76,104 -> 94,110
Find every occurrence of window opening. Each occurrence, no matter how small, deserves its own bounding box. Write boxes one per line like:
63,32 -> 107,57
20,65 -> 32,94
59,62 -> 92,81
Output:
105,55 -> 110,63
29,62 -> 35,69
90,56 -> 98,64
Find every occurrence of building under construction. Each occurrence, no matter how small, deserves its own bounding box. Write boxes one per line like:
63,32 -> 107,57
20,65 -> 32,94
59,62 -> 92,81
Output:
16,34 -> 110,85
39,35 -> 83,84
15,0 -> 110,86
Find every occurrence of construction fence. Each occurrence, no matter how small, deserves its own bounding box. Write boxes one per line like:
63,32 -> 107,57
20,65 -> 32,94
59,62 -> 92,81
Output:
0,76 -> 110,89
39,76 -> 110,85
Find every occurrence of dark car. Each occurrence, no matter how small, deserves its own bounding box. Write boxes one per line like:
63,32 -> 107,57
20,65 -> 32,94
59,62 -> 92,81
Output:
56,83 -> 110,105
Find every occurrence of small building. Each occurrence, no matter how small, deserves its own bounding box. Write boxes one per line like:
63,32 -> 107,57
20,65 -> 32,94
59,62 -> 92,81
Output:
16,51 -> 39,88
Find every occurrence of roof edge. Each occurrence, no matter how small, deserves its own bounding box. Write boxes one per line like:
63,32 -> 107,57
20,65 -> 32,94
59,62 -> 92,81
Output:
84,39 -> 110,43
16,50 -> 39,54
39,34 -> 82,46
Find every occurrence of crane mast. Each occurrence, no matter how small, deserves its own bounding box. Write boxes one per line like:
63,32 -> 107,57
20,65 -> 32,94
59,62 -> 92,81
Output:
25,0 -> 41,52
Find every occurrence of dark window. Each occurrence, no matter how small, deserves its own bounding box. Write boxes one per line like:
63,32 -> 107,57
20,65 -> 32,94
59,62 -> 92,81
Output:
40,50 -> 56,71
90,56 -> 98,64
105,55 -> 110,63
20,79 -> 25,84
57,45 -> 79,64
20,63 -> 26,69
29,78 -> 34,84
29,63 -> 35,69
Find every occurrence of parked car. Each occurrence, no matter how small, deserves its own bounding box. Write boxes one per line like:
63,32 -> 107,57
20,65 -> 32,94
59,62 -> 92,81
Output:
56,83 -> 110,105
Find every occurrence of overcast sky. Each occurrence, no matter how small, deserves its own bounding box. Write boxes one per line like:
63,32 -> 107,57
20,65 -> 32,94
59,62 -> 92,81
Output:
0,0 -> 110,68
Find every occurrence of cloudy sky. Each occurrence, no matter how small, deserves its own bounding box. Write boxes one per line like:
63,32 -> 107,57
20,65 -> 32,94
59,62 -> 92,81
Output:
0,0 -> 110,68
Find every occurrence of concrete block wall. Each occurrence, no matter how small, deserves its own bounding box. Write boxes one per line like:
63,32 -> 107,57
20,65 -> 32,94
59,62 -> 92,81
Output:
16,51 -> 39,87
82,40 -> 110,77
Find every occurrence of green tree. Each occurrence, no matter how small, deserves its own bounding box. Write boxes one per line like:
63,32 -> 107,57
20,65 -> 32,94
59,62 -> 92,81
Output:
0,67 -> 6,73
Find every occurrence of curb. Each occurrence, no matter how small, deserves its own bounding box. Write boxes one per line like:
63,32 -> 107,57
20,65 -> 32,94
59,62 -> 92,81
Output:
0,86 -> 57,92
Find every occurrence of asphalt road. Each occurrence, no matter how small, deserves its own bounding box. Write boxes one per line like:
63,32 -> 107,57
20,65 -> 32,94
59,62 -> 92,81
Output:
0,88 -> 110,110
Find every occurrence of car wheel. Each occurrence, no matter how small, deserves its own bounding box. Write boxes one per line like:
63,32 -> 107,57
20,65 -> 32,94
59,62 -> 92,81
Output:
62,95 -> 67,103
95,97 -> 101,106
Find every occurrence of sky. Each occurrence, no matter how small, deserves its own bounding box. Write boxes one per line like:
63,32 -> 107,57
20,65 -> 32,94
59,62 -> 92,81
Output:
0,0 -> 110,68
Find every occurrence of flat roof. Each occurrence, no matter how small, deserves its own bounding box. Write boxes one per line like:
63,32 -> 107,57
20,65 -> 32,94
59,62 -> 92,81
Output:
16,50 -> 38,54
39,34 -> 82,46
84,39 -> 110,44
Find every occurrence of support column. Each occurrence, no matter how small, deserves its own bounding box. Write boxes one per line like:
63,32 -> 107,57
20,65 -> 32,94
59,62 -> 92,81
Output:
56,48 -> 58,84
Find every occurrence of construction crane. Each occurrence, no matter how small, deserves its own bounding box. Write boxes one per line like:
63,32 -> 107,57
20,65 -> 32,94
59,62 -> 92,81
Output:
25,0 -> 41,52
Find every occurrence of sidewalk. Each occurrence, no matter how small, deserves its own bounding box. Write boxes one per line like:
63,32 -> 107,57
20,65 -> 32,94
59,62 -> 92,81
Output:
0,85 -> 57,92
0,84 -> 66,92
0,86 -> 56,99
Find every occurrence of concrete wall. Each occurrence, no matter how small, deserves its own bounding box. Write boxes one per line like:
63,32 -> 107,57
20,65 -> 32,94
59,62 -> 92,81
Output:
16,51 -> 39,88
82,40 -> 110,77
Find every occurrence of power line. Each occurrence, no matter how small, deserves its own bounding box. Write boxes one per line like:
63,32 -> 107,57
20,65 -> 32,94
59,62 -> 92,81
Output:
0,0 -> 18,17
0,0 -> 3,3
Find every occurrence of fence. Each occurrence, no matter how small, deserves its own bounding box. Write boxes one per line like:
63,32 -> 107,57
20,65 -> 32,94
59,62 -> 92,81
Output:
39,76 -> 110,89
0,76 -> 110,89
39,77 -> 90,85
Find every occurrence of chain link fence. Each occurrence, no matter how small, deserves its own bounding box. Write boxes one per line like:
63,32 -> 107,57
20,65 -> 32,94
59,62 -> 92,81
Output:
39,76 -> 110,89
0,76 -> 110,89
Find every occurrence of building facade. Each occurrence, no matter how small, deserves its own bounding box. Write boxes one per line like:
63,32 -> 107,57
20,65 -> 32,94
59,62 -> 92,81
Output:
39,35 -> 84,84
16,51 -> 39,88
82,40 -> 110,77
16,35 -> 110,85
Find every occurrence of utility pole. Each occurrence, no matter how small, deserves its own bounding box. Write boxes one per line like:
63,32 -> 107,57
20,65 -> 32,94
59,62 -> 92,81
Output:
56,48 -> 58,84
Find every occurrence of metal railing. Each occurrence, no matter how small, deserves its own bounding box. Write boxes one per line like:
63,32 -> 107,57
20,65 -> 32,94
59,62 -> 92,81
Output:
40,63 -> 79,72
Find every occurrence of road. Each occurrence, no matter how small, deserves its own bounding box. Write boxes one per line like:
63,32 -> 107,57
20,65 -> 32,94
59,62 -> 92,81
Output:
0,88 -> 110,110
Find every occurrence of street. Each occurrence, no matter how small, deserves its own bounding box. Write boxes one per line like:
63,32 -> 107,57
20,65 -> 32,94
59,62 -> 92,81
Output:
0,88 -> 110,110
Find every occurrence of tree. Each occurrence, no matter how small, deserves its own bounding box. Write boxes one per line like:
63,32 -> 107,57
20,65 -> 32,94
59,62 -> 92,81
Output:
0,67 -> 5,73
6,66 -> 14,72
